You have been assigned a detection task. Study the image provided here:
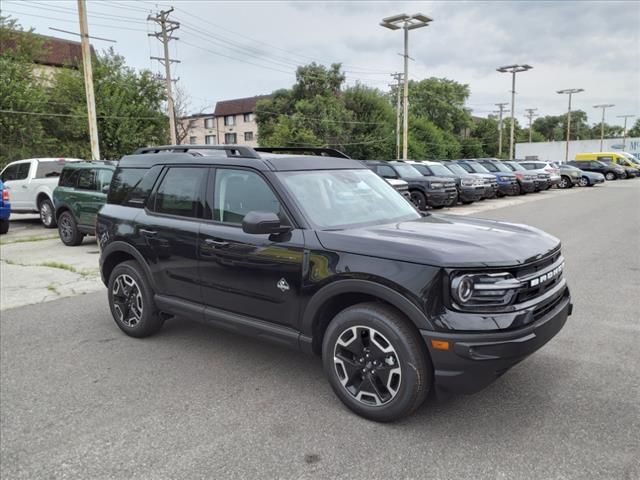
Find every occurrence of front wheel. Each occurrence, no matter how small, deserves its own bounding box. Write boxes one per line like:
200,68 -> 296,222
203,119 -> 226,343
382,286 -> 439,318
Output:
579,176 -> 589,187
322,303 -> 432,422
108,260 -> 163,338
605,172 -> 616,181
39,198 -> 56,228
409,191 -> 427,211
559,176 -> 570,189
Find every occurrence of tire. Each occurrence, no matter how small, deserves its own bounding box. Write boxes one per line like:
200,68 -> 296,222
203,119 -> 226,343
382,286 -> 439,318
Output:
57,211 -> 84,246
107,260 -> 163,338
579,176 -> 589,187
409,190 -> 427,211
0,219 -> 9,235
39,197 -> 56,228
322,302 -> 432,422
559,176 -> 570,189
461,200 -> 474,205
605,172 -> 616,181
516,183 -> 522,195
620,171 -> 628,179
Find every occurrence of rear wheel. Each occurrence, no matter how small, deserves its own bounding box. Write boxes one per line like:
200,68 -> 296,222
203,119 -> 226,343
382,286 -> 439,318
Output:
39,198 -> 56,228
559,176 -> 570,189
409,190 -> 427,210
57,211 -> 84,246
322,302 -> 432,422
579,176 -> 589,187
108,260 -> 163,338
0,219 -> 9,235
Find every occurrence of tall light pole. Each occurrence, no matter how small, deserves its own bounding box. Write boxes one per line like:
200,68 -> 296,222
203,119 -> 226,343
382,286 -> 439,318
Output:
497,64 -> 532,160
524,108 -> 538,143
494,102 -> 508,157
593,104 -> 614,151
617,114 -> 635,149
380,13 -> 432,160
557,88 -> 584,162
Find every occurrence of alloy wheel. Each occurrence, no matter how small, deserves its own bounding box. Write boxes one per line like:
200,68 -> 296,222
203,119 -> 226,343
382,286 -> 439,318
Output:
559,177 -> 568,189
605,172 -> 615,181
579,177 -> 589,187
59,215 -> 74,243
333,326 -> 401,407
40,202 -> 53,226
111,274 -> 144,327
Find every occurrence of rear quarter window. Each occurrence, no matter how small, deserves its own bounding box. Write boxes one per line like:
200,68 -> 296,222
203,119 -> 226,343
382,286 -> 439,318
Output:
35,161 -> 64,179
107,166 -> 162,207
58,168 -> 79,187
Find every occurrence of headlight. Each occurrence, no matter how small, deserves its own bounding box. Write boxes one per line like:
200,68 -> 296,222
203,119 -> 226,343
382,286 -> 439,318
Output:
451,272 -> 521,307
461,178 -> 475,187
497,176 -> 510,183
430,182 -> 443,189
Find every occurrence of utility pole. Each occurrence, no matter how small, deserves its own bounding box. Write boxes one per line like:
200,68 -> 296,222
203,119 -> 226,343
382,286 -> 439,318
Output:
497,64 -> 533,159
380,13 -> 432,160
494,102 -> 508,158
617,114 -> 635,149
557,88 -> 584,162
77,0 -> 100,160
390,73 -> 404,159
524,108 -> 538,143
593,104 -> 614,151
148,8 -> 180,145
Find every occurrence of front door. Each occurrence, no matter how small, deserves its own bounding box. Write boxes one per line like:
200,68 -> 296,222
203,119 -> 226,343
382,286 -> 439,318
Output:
135,165 -> 206,304
0,162 -> 32,210
199,167 -> 304,328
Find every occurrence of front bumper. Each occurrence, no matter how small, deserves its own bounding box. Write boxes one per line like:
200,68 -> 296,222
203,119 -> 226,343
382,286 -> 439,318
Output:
427,189 -> 458,207
497,182 -> 520,196
483,184 -> 498,198
421,288 -> 572,395
519,179 -> 536,193
459,186 -> 484,202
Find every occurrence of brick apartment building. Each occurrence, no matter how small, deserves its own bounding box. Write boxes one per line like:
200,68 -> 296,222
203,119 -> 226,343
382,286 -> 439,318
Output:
180,94 -> 270,147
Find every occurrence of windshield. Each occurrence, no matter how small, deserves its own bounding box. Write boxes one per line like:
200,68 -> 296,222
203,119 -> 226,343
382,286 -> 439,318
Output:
426,163 -> 453,176
444,163 -> 468,176
278,169 -> 420,229
467,161 -> 490,173
411,164 -> 430,175
393,164 -> 423,178
507,162 -> 525,171
491,162 -> 512,173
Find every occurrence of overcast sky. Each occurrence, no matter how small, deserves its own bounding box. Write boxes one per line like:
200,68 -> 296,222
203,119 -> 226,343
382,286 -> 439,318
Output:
4,0 -> 639,127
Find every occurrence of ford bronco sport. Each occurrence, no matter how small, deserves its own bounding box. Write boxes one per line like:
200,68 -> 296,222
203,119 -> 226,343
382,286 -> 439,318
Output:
97,145 -> 572,422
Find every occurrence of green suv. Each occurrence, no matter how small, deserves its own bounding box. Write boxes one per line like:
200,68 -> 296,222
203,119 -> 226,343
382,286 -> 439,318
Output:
53,161 -> 116,246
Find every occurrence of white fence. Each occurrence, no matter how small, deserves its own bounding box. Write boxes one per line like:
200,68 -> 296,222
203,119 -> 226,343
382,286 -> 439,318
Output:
515,137 -> 640,162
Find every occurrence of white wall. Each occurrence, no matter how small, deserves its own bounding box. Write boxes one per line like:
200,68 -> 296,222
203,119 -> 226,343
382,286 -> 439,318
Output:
515,137 -> 640,162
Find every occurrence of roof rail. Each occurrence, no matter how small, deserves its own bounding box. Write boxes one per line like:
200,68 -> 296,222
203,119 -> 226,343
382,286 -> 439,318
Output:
254,147 -> 351,159
133,145 -> 261,159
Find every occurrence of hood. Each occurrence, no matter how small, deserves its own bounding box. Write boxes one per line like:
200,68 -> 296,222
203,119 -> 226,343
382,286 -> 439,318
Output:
316,214 -> 560,268
582,171 -> 604,179
386,178 -> 408,187
494,172 -> 517,180
427,176 -> 456,185
469,173 -> 497,182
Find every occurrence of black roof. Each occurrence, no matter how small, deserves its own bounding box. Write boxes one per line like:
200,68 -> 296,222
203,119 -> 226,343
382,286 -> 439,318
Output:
121,145 -> 364,172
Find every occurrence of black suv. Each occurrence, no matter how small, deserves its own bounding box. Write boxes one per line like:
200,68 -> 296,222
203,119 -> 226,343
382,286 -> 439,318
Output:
97,145 -> 572,422
362,160 -> 457,210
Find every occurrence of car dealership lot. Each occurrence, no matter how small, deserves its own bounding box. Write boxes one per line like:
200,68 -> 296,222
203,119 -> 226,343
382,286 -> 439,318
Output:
1,180 -> 639,479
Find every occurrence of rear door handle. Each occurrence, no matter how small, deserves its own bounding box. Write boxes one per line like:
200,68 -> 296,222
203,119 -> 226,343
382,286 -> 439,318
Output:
140,229 -> 157,237
204,238 -> 229,248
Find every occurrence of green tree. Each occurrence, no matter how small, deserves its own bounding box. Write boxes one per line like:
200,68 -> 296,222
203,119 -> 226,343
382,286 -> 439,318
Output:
627,119 -> 640,137
406,78 -> 472,134
0,17 -> 52,166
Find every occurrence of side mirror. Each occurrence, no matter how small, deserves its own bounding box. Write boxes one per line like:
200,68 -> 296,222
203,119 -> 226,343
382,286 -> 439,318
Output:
242,211 -> 291,235
102,184 -> 110,193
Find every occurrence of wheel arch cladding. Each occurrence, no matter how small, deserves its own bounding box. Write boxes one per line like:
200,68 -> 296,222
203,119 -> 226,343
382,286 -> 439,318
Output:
37,192 -> 51,207
302,279 -> 434,356
101,242 -> 156,290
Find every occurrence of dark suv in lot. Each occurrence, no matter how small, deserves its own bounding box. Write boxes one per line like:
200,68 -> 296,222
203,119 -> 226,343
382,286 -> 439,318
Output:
97,145 -> 572,422
362,160 -> 457,210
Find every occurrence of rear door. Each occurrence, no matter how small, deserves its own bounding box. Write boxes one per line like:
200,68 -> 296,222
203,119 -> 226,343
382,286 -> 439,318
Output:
199,167 -> 304,328
135,165 -> 206,304
0,162 -> 32,210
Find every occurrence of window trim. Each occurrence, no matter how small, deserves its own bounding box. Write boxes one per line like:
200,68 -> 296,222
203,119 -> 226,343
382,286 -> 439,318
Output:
201,166 -> 295,229
146,165 -> 209,221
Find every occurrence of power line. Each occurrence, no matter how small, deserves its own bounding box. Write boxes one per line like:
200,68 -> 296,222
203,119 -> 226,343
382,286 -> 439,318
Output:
0,108 -> 165,120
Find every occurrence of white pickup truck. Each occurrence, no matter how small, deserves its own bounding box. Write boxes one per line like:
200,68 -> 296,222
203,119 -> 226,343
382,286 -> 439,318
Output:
0,158 -> 83,227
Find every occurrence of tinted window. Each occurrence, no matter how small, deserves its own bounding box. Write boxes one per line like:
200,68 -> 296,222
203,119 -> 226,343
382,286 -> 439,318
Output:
1,162 -> 30,181
411,164 -> 430,175
96,169 -> 114,192
154,167 -> 205,218
213,169 -> 281,224
481,162 -> 498,172
35,161 -> 64,178
58,168 -> 80,187
76,169 -> 97,190
426,164 -> 453,176
108,168 -> 147,205
458,163 -> 473,173
377,165 -> 396,178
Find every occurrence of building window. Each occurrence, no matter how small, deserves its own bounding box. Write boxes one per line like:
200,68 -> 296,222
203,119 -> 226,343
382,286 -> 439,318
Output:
225,133 -> 237,144
224,115 -> 235,126
243,113 -> 253,123
244,132 -> 254,141
205,135 -> 216,145
189,136 -> 197,145
204,118 -> 214,129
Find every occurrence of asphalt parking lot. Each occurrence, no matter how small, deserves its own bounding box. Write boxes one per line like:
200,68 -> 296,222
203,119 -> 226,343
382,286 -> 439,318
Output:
1,181 -> 639,479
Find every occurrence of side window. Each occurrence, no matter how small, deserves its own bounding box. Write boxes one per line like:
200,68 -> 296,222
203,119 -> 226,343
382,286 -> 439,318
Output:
597,156 -> 613,162
154,167 -> 204,218
377,165 -> 396,178
58,168 -> 79,187
35,162 -> 64,178
1,163 -> 30,181
96,169 -> 114,192
213,169 -> 281,225
76,169 -> 97,190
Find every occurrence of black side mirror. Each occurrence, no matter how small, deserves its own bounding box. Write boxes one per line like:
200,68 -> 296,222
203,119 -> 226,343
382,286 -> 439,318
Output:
242,211 -> 291,235
102,184 -> 110,193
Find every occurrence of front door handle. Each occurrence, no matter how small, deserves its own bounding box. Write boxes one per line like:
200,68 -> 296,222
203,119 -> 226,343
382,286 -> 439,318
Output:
204,238 -> 229,248
140,229 -> 157,237
21,185 -> 29,189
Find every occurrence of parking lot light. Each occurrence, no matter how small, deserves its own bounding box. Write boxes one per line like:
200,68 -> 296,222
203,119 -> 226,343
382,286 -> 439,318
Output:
497,65 -> 533,160
557,88 -> 584,162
